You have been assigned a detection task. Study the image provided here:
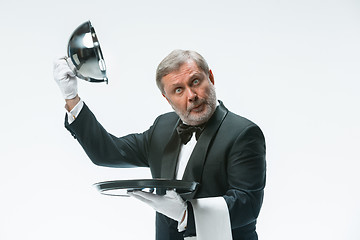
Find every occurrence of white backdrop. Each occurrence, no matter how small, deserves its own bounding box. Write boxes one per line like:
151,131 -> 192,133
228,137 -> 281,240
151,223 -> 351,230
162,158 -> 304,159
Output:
1,0 -> 359,239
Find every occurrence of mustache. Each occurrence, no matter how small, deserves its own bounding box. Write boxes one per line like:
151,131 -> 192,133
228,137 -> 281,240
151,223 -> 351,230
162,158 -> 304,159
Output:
186,98 -> 206,112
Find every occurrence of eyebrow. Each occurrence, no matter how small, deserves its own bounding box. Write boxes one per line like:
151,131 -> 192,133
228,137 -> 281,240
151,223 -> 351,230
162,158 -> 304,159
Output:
189,72 -> 205,81
168,71 -> 204,88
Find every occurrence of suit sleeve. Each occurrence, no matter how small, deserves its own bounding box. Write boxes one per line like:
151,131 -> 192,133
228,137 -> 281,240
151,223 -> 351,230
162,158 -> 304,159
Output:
223,124 -> 266,228
64,103 -> 155,168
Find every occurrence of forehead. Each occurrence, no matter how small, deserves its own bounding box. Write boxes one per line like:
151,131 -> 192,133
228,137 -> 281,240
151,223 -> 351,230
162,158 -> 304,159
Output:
164,60 -> 203,82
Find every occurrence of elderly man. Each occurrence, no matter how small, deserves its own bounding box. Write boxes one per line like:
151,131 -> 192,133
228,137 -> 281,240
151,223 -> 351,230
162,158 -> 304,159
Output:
53,50 -> 266,240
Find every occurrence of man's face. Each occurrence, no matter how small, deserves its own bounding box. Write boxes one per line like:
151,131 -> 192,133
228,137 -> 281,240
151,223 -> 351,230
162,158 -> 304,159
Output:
162,60 -> 217,126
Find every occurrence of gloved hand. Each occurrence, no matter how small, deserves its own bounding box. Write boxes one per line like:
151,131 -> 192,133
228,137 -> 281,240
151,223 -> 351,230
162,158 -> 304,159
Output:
128,190 -> 187,222
53,57 -> 78,99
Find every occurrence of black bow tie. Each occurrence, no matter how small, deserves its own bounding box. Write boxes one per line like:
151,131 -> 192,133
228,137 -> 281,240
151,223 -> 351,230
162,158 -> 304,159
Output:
176,122 -> 205,144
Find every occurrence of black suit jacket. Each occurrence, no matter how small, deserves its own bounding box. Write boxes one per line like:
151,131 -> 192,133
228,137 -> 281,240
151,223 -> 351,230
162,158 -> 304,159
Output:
65,101 -> 266,240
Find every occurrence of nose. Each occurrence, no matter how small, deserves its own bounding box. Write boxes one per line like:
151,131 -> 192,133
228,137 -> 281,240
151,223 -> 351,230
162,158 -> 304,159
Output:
186,87 -> 198,102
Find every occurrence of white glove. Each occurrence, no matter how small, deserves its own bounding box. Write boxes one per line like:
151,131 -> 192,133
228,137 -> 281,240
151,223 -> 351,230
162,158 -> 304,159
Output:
53,57 -> 78,99
128,190 -> 187,222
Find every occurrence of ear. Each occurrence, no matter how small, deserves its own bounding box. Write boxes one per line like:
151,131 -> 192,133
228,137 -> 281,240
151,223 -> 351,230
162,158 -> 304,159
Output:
209,69 -> 215,85
162,93 -> 170,104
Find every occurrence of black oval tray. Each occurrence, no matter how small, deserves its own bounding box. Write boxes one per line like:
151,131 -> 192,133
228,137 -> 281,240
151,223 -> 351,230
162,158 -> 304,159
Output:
93,179 -> 199,197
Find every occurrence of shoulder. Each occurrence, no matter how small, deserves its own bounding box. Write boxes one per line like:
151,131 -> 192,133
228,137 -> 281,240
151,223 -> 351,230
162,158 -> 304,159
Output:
148,111 -> 179,137
145,111 -> 179,149
219,102 -> 264,140
153,111 -> 179,127
219,101 -> 260,130
226,111 -> 265,141
225,111 -> 259,131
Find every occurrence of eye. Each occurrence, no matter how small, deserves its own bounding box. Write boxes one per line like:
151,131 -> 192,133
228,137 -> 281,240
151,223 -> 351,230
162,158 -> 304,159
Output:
175,88 -> 182,94
193,79 -> 200,85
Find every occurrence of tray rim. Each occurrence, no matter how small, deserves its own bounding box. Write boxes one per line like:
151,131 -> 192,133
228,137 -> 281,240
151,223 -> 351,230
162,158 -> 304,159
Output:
93,178 -> 199,196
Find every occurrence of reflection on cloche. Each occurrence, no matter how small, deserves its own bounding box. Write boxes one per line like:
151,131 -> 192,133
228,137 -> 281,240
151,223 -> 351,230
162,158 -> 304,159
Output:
67,21 -> 108,83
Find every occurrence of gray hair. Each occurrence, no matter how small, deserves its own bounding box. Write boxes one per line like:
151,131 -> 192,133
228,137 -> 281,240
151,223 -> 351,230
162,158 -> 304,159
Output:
156,50 -> 210,93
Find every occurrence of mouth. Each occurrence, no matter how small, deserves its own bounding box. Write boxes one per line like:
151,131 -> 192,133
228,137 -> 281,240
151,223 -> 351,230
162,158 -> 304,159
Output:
190,103 -> 204,113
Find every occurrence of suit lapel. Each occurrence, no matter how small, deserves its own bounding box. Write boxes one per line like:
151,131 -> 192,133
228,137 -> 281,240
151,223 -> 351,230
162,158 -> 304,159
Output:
182,102 -> 228,198
160,119 -> 181,180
